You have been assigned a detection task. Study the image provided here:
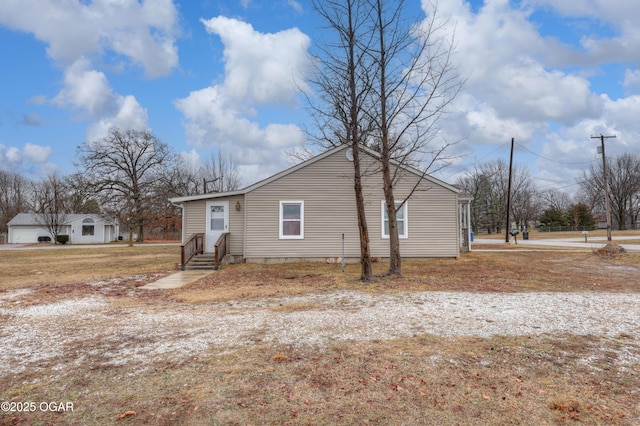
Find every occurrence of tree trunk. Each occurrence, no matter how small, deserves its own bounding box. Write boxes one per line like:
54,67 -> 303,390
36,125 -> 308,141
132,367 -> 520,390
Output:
347,0 -> 373,282
382,148 -> 401,276
352,147 -> 373,281
375,0 -> 401,276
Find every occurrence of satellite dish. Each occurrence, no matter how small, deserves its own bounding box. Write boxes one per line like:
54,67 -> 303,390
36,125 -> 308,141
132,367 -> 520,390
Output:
346,148 -> 354,161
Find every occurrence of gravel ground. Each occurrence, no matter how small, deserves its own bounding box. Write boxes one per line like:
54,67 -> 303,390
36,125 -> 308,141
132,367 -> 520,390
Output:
0,290 -> 639,376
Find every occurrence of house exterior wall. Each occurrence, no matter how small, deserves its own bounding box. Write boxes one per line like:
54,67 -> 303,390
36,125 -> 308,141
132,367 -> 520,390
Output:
70,218 -> 105,244
8,225 -> 50,243
182,195 -> 244,256
244,149 -> 459,260
8,220 -> 115,244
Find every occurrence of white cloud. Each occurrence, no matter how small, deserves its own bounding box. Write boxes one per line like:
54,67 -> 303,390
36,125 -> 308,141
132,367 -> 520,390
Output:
526,92 -> 640,191
179,149 -> 202,171
521,0 -> 640,68
22,113 -> 42,127
22,143 -> 52,163
428,0 -> 603,126
0,0 -> 179,77
287,0 -> 303,14
466,103 -> 542,146
53,58 -> 149,141
54,58 -> 118,117
176,17 -> 312,183
622,69 -> 640,90
415,0 -> 637,193
0,143 -> 56,176
4,146 -> 21,163
201,17 -> 311,104
88,95 -> 149,141
0,0 -> 175,149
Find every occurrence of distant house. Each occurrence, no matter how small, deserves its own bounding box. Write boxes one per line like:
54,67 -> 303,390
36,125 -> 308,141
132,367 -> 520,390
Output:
170,145 -> 472,268
593,213 -> 607,230
7,213 -> 119,244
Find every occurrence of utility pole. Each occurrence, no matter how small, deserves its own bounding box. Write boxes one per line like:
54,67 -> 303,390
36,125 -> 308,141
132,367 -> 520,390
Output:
505,137 -> 514,243
591,134 -> 616,241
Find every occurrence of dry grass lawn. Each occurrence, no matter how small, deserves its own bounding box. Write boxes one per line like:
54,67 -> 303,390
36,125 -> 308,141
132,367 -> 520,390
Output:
0,245 -> 639,425
0,245 -> 179,290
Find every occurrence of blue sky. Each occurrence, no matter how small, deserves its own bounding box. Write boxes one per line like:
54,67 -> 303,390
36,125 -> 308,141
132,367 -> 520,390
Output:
1,0 -> 640,196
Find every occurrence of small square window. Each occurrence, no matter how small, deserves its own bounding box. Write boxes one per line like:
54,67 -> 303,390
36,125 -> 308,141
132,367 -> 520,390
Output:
382,201 -> 408,239
82,225 -> 95,236
279,201 -> 304,239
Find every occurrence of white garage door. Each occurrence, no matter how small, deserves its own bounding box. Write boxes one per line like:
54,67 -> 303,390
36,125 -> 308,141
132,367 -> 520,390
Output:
10,227 -> 40,244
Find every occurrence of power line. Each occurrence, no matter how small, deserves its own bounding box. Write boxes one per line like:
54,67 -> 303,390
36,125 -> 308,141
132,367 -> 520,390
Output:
535,179 -> 583,192
516,143 -> 596,165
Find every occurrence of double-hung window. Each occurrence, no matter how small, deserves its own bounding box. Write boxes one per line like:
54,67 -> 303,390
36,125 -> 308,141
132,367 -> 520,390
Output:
382,201 -> 408,239
82,217 -> 95,236
279,201 -> 304,239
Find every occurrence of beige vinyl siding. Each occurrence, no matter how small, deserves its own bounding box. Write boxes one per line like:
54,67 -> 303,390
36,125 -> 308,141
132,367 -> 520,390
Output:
182,195 -> 244,256
245,152 -> 360,259
183,199 -> 204,241
245,150 -> 458,259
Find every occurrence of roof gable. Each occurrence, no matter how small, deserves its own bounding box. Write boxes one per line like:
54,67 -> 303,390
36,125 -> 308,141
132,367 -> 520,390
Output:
169,144 -> 459,203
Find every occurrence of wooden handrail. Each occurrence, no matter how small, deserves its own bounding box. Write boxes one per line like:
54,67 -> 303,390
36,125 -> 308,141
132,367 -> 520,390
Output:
181,233 -> 204,270
214,232 -> 230,270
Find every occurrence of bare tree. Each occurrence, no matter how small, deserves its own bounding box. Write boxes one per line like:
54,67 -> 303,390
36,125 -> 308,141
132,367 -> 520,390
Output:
456,166 -> 490,233
540,188 -> 572,213
0,170 -> 32,236
310,0 -> 376,280
509,165 -> 537,230
581,153 -> 640,230
201,151 -> 241,193
77,128 -> 171,242
457,160 -> 537,234
162,156 -> 202,197
163,150 -> 241,197
367,0 -> 462,275
33,174 -> 69,244
65,173 -> 101,214
150,151 -> 241,240
459,160 -> 509,234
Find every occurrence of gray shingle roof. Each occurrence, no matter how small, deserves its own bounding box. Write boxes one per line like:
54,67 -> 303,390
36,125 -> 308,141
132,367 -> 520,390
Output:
8,213 -> 117,226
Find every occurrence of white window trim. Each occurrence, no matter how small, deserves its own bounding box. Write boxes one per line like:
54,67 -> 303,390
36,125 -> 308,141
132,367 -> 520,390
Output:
279,200 -> 304,239
381,200 -> 408,239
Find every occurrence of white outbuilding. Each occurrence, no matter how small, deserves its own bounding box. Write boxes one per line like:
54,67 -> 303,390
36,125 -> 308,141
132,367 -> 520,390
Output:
7,213 -> 119,244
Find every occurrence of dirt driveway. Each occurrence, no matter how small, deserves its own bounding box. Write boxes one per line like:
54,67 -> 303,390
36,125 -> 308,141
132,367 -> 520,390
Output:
2,287 -> 639,376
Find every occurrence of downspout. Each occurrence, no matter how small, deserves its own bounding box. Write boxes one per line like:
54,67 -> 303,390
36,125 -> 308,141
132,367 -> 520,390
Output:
242,194 -> 247,260
467,200 -> 472,252
171,202 -> 185,244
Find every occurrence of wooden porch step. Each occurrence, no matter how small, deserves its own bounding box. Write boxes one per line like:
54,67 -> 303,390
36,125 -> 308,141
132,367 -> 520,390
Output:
184,254 -> 217,270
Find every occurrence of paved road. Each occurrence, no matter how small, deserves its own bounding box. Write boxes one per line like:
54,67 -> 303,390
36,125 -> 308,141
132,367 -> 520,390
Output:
473,235 -> 640,251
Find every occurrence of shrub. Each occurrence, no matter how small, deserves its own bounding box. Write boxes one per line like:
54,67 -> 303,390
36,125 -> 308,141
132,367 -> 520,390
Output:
56,234 -> 69,245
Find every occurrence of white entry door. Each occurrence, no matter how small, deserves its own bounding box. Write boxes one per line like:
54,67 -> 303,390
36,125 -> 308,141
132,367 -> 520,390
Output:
206,201 -> 229,253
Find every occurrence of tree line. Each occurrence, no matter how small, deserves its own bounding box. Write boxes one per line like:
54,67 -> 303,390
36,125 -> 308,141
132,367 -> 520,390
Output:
0,128 -> 239,242
456,153 -> 640,233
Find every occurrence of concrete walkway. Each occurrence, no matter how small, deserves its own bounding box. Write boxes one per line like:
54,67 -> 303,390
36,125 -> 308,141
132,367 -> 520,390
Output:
142,270 -> 213,289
